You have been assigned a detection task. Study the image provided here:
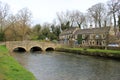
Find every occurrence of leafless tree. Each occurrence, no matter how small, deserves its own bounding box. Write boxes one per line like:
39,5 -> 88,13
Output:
88,3 -> 106,28
56,11 -> 70,31
118,9 -> 120,31
5,15 -> 18,40
56,10 -> 86,30
0,1 -> 9,32
5,14 -> 31,41
16,8 -> 32,40
107,0 -> 120,34
74,10 -> 86,29
57,11 -> 67,25
5,8 -> 32,41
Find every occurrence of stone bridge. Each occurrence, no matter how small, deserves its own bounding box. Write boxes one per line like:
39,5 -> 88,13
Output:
6,41 -> 61,52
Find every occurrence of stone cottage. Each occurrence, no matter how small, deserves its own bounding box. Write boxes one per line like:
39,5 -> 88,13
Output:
59,26 -> 119,46
59,27 -> 79,44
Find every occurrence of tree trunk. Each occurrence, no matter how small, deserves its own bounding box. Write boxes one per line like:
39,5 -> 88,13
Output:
113,13 -> 117,35
77,22 -> 81,29
95,20 -> 97,28
118,15 -> 120,31
104,20 -> 106,27
99,20 -> 101,28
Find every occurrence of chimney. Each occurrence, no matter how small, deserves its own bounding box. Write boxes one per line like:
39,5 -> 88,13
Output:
90,24 -> 92,29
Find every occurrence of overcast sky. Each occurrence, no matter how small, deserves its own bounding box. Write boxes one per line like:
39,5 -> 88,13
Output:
1,0 -> 108,25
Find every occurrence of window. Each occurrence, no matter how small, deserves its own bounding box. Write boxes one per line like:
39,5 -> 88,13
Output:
88,40 -> 92,45
82,40 -> 85,44
102,40 -> 105,46
92,40 -> 95,45
90,34 -> 93,39
96,35 -> 99,38
89,41 -> 92,45
82,34 -> 85,39
102,34 -> 106,39
95,34 -> 101,39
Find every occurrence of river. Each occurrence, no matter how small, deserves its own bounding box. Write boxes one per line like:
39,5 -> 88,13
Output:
12,51 -> 120,80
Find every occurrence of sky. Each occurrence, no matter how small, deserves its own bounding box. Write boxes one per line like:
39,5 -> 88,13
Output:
1,0 -> 108,25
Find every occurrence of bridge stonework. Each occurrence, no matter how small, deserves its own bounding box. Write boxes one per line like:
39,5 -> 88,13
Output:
6,41 -> 60,52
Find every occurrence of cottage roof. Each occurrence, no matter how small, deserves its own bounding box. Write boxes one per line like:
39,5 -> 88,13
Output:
60,27 -> 78,36
75,27 -> 110,35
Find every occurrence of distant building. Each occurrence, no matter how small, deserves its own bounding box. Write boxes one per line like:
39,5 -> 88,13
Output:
59,27 -> 79,44
74,27 -> 110,46
59,26 -> 120,46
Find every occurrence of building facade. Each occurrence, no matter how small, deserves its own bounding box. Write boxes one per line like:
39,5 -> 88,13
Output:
59,26 -> 119,46
74,27 -> 110,46
59,27 -> 79,44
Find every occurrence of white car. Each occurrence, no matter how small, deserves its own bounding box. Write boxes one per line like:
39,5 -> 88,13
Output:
108,44 -> 119,47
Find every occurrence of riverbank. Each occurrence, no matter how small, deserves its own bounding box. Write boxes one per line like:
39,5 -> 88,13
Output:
0,45 -> 36,80
55,47 -> 120,59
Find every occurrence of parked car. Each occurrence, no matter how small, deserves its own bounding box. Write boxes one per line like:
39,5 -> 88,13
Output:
108,44 -> 119,47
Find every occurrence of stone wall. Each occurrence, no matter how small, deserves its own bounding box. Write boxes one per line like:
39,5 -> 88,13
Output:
6,41 -> 60,52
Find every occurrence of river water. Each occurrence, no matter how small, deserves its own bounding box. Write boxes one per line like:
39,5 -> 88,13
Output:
12,52 -> 120,80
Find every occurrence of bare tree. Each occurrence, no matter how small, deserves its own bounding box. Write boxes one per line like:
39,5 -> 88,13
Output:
118,12 -> 120,31
5,13 -> 32,41
56,11 -> 70,31
117,3 -> 120,31
107,0 -> 120,34
0,1 -> 9,32
74,10 -> 85,29
88,3 -> 106,28
16,8 -> 32,40
5,15 -> 18,41
67,10 -> 75,27
85,13 -> 94,28
56,10 -> 86,30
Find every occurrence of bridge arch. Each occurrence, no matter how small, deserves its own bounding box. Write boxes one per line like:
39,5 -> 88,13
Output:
6,41 -> 61,52
30,46 -> 42,52
45,47 -> 54,51
13,47 -> 26,53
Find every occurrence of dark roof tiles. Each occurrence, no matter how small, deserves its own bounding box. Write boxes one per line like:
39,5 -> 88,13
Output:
60,27 -> 78,36
60,27 -> 110,36
75,27 -> 110,35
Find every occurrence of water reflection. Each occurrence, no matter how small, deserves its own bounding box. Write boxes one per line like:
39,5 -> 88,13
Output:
12,52 -> 120,80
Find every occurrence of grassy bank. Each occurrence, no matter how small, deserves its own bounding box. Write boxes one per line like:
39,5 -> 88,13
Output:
0,45 -> 36,80
55,47 -> 120,59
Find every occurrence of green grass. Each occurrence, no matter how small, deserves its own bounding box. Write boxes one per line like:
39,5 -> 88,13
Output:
87,49 -> 120,54
0,45 -> 36,80
0,45 -> 9,56
63,47 -> 120,54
